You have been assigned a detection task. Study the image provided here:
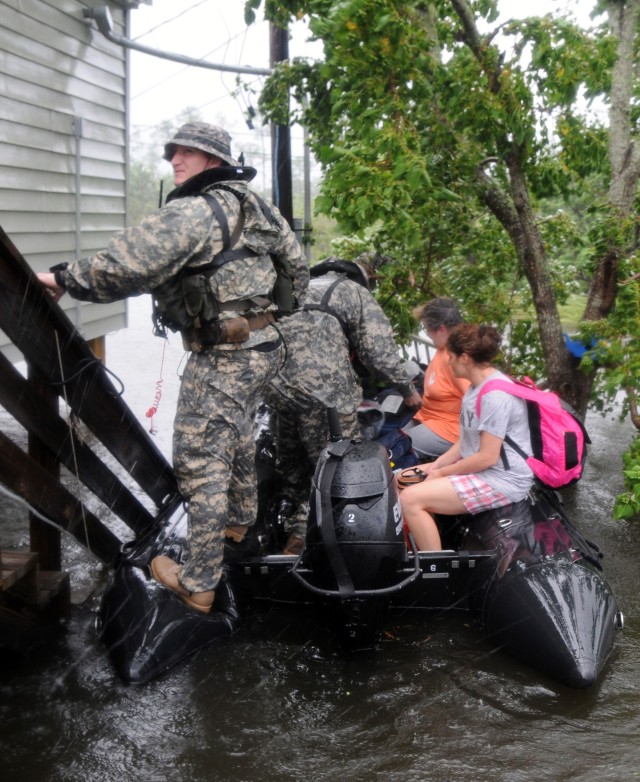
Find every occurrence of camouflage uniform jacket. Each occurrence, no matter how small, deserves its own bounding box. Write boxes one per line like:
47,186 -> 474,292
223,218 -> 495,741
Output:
271,271 -> 415,414
58,172 -> 308,348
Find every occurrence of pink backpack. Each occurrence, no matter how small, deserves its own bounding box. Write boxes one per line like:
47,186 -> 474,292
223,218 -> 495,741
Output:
475,376 -> 590,489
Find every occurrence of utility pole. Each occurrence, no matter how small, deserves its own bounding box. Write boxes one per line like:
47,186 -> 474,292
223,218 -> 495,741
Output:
269,23 -> 294,228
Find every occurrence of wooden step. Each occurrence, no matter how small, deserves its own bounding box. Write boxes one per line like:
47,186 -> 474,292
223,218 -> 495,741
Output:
0,549 -> 70,618
0,549 -> 39,594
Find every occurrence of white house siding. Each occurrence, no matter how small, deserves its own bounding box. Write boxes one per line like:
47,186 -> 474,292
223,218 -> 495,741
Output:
0,0 -> 146,360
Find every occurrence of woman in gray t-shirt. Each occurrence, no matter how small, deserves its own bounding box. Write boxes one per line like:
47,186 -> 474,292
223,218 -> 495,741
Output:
399,324 -> 534,551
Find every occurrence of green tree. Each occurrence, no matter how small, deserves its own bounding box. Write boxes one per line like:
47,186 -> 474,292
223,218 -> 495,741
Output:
127,159 -> 172,227
249,3 -> 638,389
248,0 -> 640,512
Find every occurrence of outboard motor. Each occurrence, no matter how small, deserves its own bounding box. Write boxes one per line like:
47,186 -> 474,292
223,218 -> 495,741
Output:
292,409 -> 420,648
303,439 -> 406,591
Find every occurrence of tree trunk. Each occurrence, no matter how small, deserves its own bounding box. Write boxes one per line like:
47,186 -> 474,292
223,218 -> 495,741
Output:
476,151 -> 593,412
584,0 -> 640,324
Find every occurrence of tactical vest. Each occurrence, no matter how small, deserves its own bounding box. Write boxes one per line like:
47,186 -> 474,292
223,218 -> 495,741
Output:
151,184 -> 295,348
304,275 -> 351,346
304,274 -> 374,389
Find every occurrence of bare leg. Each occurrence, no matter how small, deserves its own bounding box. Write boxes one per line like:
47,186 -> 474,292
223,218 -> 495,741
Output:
404,506 -> 442,551
400,477 -> 467,551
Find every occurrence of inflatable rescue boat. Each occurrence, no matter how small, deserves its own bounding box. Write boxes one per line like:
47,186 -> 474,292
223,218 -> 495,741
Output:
99,409 -> 622,688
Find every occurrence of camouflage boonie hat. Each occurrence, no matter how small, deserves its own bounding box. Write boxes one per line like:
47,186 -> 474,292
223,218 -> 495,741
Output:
163,122 -> 240,166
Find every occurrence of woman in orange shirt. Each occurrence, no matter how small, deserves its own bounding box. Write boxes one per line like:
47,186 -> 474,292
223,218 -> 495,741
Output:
402,298 -> 470,458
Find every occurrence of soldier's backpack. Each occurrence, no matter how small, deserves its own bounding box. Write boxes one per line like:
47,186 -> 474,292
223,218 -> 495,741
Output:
475,376 -> 591,489
151,184 -> 295,340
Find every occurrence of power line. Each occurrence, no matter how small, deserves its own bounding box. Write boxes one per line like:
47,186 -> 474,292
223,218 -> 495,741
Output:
130,0 -> 212,43
130,7 -> 265,101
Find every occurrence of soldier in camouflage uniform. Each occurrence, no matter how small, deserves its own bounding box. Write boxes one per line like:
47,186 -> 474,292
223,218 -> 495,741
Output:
38,122 -> 308,612
265,257 -> 421,554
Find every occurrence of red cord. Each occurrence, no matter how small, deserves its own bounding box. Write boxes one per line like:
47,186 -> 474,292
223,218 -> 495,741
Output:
145,340 -> 166,435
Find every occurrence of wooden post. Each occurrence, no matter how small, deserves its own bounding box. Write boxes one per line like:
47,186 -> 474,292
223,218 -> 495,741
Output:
87,336 -> 106,364
27,365 -> 61,571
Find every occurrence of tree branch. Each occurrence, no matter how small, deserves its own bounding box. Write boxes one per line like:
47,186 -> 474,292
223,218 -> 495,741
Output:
626,386 -> 640,430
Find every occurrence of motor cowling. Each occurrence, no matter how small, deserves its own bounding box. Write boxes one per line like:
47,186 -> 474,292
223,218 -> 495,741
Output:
301,439 -> 407,594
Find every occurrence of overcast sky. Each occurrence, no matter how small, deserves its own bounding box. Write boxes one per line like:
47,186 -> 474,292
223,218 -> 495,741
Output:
128,0 -> 320,169
127,0 -> 598,176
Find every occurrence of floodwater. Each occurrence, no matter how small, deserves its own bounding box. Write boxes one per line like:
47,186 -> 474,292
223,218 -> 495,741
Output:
1,300 -> 639,782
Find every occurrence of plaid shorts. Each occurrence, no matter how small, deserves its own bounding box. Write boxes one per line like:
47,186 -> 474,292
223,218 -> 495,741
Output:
448,474 -> 511,513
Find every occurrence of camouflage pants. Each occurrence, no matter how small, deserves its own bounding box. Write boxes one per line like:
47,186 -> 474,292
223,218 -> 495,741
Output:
264,386 -> 360,538
174,339 -> 283,593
